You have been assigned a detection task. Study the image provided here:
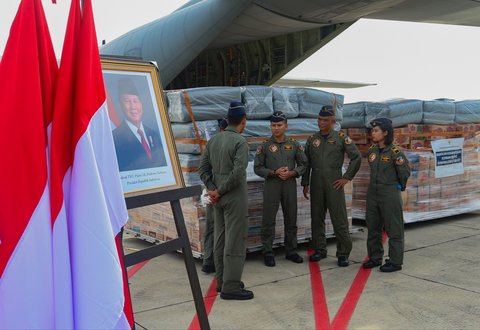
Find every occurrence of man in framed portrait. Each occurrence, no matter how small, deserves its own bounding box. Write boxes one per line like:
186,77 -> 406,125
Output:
112,78 -> 167,171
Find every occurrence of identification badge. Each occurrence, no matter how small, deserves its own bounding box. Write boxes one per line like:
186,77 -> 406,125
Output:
269,144 -> 279,153
284,144 -> 293,150
327,140 -> 336,144
381,155 -> 390,162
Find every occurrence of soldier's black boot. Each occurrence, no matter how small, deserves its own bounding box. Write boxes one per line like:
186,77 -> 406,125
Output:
380,259 -> 402,272
220,289 -> 254,300
264,255 -> 276,267
362,258 -> 382,269
201,264 -> 215,274
286,252 -> 303,263
309,250 -> 327,262
337,256 -> 349,267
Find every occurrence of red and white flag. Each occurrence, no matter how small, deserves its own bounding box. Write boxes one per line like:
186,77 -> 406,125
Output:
0,0 -> 57,328
49,0 -> 80,328
65,0 -> 132,327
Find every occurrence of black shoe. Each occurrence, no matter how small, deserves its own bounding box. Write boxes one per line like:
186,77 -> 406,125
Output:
201,264 -> 215,274
286,253 -> 303,263
264,255 -> 276,267
216,281 -> 245,293
380,260 -> 402,273
362,258 -> 382,269
220,289 -> 254,300
309,250 -> 327,262
337,256 -> 349,267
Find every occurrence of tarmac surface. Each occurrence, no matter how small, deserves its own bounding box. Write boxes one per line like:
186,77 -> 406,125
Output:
123,212 -> 480,329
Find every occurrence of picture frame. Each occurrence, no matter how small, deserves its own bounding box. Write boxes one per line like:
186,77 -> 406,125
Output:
101,57 -> 184,196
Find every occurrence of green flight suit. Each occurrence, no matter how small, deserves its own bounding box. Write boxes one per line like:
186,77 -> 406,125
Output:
301,130 -> 361,257
366,144 -> 411,265
254,136 -> 308,256
202,204 -> 214,268
199,126 -> 249,293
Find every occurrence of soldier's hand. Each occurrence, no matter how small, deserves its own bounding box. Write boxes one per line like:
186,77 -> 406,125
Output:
333,178 -> 349,190
303,185 -> 310,200
278,170 -> 294,180
207,190 -> 221,204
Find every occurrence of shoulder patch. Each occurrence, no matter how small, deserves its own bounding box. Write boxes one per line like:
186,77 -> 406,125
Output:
256,145 -> 263,155
395,155 -> 405,165
392,146 -> 400,154
344,136 -> 352,145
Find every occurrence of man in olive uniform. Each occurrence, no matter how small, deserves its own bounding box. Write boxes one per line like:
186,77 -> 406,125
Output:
254,111 -> 308,267
302,105 -> 361,267
199,102 -> 253,300
201,118 -> 229,274
363,117 -> 411,272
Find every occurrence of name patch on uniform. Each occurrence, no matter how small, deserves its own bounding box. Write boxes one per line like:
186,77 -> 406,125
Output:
284,144 -> 293,150
269,144 -> 279,153
395,156 -> 405,165
368,153 -> 376,163
345,136 -> 352,145
381,155 -> 390,162
256,145 -> 263,155
312,139 -> 321,148
327,140 -> 336,144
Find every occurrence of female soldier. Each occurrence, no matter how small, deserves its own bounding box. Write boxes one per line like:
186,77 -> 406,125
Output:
362,118 -> 411,272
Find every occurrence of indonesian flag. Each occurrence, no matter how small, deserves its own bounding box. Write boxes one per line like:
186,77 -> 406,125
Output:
49,0 -> 80,327
64,0 -> 132,328
0,0 -> 57,328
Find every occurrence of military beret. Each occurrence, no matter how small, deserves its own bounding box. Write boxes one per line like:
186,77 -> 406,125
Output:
217,118 -> 228,130
370,117 -> 393,130
319,105 -> 335,117
270,110 -> 287,122
228,101 -> 246,117
118,78 -> 139,96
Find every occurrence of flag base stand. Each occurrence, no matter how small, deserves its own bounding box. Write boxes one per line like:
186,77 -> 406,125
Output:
120,185 -> 210,330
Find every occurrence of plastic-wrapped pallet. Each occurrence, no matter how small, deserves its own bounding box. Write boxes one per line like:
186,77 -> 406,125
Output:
298,87 -> 344,123
172,120 -> 219,154
386,99 -> 423,127
166,87 -> 241,122
342,102 -> 366,128
454,100 -> 480,123
272,87 -> 300,118
241,85 -> 274,119
423,99 -> 455,125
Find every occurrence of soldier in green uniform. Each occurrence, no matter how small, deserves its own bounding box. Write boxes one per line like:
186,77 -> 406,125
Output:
201,118 -> 228,274
254,111 -> 308,267
199,102 -> 253,300
301,105 -> 361,267
362,117 -> 411,272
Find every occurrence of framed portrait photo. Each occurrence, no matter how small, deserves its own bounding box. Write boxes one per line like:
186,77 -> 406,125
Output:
101,58 -> 184,195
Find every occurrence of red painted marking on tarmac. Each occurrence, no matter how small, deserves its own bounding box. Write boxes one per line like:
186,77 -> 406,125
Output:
308,248 -> 331,330
127,260 -> 149,279
188,277 -> 218,330
330,230 -> 388,330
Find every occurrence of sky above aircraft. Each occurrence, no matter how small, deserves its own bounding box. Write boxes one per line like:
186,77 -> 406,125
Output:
1,0 -> 479,103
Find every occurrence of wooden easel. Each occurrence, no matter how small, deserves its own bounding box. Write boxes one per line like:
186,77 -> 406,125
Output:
120,185 -> 210,330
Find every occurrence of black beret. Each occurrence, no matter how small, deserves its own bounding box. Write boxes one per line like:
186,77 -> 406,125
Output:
319,105 -> 335,117
217,118 -> 228,130
370,117 -> 393,130
118,78 -> 139,96
228,101 -> 246,117
270,110 -> 287,122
